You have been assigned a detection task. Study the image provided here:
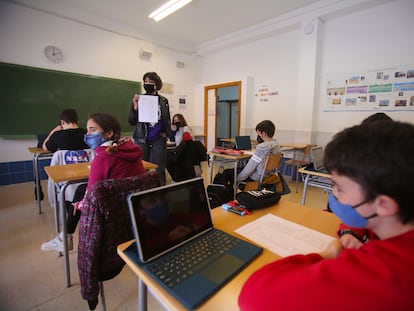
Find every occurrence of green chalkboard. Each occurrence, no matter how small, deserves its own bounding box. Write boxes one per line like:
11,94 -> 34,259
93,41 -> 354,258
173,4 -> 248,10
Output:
0,62 -> 140,137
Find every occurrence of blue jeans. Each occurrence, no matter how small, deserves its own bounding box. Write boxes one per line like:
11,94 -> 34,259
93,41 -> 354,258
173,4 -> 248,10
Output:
136,137 -> 167,185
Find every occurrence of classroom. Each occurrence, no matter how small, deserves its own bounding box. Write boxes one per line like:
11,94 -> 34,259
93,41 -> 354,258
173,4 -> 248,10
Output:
0,0 -> 413,310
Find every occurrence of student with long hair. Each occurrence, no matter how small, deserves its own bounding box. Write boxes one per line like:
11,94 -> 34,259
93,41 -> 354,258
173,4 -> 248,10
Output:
41,113 -> 145,252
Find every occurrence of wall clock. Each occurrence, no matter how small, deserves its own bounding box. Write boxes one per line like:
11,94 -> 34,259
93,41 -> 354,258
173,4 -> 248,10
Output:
43,45 -> 64,64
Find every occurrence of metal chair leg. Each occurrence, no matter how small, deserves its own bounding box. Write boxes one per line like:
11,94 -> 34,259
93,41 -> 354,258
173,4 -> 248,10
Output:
99,281 -> 106,311
295,165 -> 300,193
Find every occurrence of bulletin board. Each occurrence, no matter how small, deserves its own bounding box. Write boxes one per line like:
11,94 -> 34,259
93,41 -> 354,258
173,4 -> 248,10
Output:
0,62 -> 140,137
325,65 -> 414,112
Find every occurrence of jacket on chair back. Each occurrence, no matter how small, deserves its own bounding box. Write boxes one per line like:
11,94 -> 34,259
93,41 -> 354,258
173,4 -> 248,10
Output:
77,171 -> 160,305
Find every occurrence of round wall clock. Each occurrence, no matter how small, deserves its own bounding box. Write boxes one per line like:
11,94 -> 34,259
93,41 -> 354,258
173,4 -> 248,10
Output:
43,45 -> 64,64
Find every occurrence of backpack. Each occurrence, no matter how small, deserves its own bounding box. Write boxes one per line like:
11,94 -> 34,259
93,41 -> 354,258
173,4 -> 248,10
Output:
212,168 -> 234,194
207,184 -> 233,209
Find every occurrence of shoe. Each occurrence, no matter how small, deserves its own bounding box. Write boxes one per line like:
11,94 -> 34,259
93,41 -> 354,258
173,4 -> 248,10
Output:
41,234 -> 73,252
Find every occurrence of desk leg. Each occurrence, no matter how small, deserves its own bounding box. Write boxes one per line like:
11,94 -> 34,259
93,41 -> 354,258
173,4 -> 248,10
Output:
138,279 -> 147,311
301,174 -> 310,206
209,156 -> 215,184
59,183 -> 71,287
233,161 -> 238,199
33,153 -> 42,214
53,183 -> 60,235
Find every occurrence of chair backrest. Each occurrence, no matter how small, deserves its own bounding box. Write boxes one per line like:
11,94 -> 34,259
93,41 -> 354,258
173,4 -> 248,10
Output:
258,153 -> 282,184
304,144 -> 316,156
241,153 -> 282,192
48,149 -> 95,206
78,171 -> 161,305
295,144 -> 317,162
50,149 -> 95,166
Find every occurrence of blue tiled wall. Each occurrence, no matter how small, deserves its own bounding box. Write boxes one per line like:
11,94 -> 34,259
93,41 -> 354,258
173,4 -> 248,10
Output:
0,159 -> 51,186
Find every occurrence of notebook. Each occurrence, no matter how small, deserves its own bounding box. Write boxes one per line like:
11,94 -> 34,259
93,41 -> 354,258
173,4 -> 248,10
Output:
127,177 -> 262,309
235,135 -> 252,150
310,146 -> 328,173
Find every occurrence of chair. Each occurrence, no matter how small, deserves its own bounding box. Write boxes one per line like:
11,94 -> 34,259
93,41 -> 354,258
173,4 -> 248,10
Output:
282,144 -> 316,193
241,153 -> 283,192
47,149 -> 95,209
167,140 -> 207,182
77,171 -> 161,310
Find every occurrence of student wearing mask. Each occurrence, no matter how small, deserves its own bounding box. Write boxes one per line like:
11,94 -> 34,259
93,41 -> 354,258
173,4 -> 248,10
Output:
128,72 -> 174,185
166,113 -> 194,181
41,113 -> 145,252
337,112 -> 393,249
171,113 -> 193,146
239,120 -> 414,311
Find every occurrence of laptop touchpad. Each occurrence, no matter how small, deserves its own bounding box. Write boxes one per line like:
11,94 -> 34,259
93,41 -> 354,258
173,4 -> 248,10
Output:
200,254 -> 243,284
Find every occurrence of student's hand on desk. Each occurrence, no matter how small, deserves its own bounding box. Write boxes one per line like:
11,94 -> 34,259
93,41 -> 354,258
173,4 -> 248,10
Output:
340,234 -> 364,249
133,94 -> 139,110
319,239 -> 343,259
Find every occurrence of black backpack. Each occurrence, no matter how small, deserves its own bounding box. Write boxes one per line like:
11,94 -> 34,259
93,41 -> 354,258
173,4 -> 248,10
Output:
206,184 -> 233,209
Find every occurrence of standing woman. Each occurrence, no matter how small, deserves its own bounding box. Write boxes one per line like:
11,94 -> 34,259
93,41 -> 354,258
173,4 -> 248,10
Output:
128,72 -> 173,185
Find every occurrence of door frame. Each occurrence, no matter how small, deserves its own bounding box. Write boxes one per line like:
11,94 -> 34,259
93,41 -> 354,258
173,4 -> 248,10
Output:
203,81 -> 242,149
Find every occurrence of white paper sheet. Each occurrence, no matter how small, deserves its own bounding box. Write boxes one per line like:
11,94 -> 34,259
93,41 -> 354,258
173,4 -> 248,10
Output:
235,213 -> 335,257
138,95 -> 158,123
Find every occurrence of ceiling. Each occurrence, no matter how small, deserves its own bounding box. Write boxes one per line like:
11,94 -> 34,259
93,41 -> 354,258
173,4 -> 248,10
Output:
8,0 -> 323,53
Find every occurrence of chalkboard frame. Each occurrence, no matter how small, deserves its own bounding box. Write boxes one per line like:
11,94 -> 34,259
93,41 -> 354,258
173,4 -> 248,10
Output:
0,62 -> 140,138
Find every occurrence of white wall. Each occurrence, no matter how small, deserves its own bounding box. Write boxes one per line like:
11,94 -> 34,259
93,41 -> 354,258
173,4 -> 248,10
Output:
0,1 -> 201,162
1,0 -> 414,163
199,0 -> 414,147
316,0 -> 414,134
201,29 -> 301,136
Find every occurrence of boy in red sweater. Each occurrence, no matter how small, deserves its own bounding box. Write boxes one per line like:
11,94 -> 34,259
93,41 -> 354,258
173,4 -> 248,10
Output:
239,120 -> 414,311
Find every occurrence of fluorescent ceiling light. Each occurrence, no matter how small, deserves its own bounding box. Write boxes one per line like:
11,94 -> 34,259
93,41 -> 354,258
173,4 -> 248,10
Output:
148,0 -> 192,22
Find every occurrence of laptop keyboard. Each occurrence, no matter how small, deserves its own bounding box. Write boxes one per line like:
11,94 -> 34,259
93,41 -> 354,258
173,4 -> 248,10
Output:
147,230 -> 240,288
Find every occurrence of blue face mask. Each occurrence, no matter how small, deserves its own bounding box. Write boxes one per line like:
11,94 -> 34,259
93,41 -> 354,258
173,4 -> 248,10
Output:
84,133 -> 106,150
328,193 -> 376,228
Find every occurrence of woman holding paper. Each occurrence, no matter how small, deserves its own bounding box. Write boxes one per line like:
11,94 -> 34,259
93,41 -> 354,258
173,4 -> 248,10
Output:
128,72 -> 173,185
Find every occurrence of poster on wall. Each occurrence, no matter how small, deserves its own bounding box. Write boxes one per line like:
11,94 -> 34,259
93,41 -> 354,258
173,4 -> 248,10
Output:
255,84 -> 278,103
325,66 -> 414,112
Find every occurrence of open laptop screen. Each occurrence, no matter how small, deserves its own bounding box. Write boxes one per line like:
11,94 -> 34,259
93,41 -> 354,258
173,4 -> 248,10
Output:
128,178 -> 213,262
235,136 -> 252,150
311,146 -> 325,171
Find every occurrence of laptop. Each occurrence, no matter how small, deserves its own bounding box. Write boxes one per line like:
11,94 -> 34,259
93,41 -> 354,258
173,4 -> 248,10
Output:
235,135 -> 252,150
310,146 -> 328,173
127,177 -> 262,309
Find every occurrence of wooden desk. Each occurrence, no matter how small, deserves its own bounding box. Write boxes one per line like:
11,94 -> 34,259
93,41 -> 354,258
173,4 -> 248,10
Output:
45,160 -> 158,183
118,198 -> 340,311
298,167 -> 333,205
44,160 -> 158,287
28,147 -> 54,214
207,151 -> 252,199
279,143 -> 307,150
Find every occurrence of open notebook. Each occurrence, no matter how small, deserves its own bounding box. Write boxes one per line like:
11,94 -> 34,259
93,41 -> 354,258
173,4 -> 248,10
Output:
127,177 -> 262,309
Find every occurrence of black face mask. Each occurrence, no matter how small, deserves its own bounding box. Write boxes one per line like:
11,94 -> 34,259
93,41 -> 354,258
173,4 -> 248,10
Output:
143,83 -> 156,94
257,135 -> 264,143
174,122 -> 182,128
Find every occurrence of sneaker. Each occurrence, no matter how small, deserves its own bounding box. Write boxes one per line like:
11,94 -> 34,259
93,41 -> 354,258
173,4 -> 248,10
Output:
41,234 -> 73,252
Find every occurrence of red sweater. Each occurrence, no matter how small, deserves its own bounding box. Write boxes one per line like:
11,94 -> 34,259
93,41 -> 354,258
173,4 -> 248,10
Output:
239,229 -> 414,311
87,140 -> 145,190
